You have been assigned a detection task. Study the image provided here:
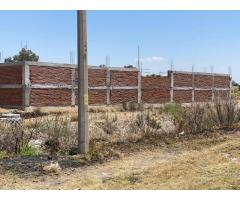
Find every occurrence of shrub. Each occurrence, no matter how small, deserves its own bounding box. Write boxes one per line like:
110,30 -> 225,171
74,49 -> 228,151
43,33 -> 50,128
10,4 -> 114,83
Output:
160,103 -> 185,133
0,151 -> 7,159
180,100 -> 240,135
96,114 -> 118,135
121,102 -> 144,112
131,111 -> 161,137
210,100 -> 240,129
17,145 -> 39,157
26,115 -> 75,155
0,121 -> 32,154
183,104 -> 214,135
19,107 -> 47,119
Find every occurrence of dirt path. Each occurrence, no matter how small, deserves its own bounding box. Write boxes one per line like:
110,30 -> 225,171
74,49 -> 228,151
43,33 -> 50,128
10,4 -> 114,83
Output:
0,134 -> 237,189
0,146 -> 183,189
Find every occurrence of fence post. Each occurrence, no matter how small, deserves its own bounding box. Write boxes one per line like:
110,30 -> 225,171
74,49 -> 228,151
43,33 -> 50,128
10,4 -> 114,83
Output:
138,70 -> 141,104
71,67 -> 76,107
170,71 -> 174,102
229,75 -> 232,100
22,61 -> 30,109
211,66 -> 215,102
192,65 -> 195,103
106,67 -> 111,105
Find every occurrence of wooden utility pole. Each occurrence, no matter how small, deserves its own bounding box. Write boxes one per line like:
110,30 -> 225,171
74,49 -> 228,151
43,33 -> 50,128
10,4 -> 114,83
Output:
77,10 -> 89,154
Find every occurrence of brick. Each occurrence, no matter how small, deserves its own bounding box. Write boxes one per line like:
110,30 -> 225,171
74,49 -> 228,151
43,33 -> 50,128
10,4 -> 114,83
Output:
194,75 -> 213,88
0,66 -> 22,84
195,90 -> 212,102
141,76 -> 170,103
30,66 -> 72,85
111,90 -> 138,104
173,90 -> 192,103
0,88 -> 23,105
74,68 -> 107,87
214,76 -> 230,88
111,71 -> 138,86
174,73 -> 192,87
75,89 -> 106,105
30,89 -> 71,106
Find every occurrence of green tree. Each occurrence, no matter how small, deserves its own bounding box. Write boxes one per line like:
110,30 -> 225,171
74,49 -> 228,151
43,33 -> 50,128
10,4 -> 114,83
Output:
4,48 -> 39,63
232,80 -> 239,87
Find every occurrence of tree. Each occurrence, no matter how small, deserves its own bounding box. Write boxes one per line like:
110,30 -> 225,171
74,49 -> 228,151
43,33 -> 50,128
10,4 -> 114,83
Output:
4,48 -> 39,63
124,65 -> 134,68
232,80 -> 239,87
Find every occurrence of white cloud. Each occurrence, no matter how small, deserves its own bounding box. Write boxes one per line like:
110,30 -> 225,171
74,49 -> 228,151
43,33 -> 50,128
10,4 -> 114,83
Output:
134,56 -> 168,75
135,56 -> 165,63
141,56 -> 165,62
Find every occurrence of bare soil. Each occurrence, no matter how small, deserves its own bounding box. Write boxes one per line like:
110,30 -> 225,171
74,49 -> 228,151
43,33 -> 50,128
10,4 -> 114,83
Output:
0,132 -> 239,189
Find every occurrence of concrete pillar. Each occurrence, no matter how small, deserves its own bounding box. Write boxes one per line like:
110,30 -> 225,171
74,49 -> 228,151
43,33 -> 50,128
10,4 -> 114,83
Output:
137,70 -> 141,104
71,68 -> 76,107
77,10 -> 89,154
170,71 -> 174,102
22,62 -> 30,109
212,73 -> 215,102
192,67 -> 195,103
106,67 -> 111,105
229,75 -> 232,99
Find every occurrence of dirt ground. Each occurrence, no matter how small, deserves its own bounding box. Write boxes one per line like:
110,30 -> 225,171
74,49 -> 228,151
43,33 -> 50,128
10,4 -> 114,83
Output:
0,132 -> 240,189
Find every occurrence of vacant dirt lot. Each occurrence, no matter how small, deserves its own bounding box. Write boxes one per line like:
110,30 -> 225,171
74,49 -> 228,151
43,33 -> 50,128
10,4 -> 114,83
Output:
0,132 -> 239,189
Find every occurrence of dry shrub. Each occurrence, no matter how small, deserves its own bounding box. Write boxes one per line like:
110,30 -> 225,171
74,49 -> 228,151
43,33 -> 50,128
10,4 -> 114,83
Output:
0,122 -> 33,154
70,112 -> 78,122
159,103 -> 185,133
183,104 -> 214,135
121,102 -> 144,112
130,111 -> 162,137
180,100 -> 240,135
95,114 -> 118,135
24,114 -> 76,155
210,100 -> 240,129
18,107 -> 48,119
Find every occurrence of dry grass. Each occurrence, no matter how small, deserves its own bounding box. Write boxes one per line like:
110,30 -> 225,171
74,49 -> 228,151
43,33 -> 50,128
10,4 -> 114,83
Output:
1,102 -> 240,189
0,132 -> 239,189
0,108 -> 11,114
98,137 -> 240,189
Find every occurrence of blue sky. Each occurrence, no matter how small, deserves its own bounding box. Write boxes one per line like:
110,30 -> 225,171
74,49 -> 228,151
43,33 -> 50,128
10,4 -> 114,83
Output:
0,10 -> 239,81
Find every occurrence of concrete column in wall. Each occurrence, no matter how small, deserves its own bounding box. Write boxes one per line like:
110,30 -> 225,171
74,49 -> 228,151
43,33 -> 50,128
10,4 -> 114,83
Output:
106,68 -> 111,105
229,76 -> 232,99
71,68 -> 76,107
170,71 -> 174,102
137,70 -> 141,104
22,62 -> 30,109
192,66 -> 195,103
212,73 -> 215,102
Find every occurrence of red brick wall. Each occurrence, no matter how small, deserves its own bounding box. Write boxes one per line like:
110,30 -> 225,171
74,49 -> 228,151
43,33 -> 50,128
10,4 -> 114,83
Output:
0,66 -> 22,84
173,90 -> 192,103
30,89 -> 71,106
0,63 -> 232,107
214,90 -> 230,100
195,90 -> 212,102
111,71 -> 138,86
174,73 -> 192,87
194,75 -> 212,88
141,76 -> 170,103
75,89 -> 106,105
89,69 -> 107,87
0,88 -> 22,106
30,66 -> 72,85
214,76 -> 230,88
74,68 -> 107,87
111,90 -> 138,104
